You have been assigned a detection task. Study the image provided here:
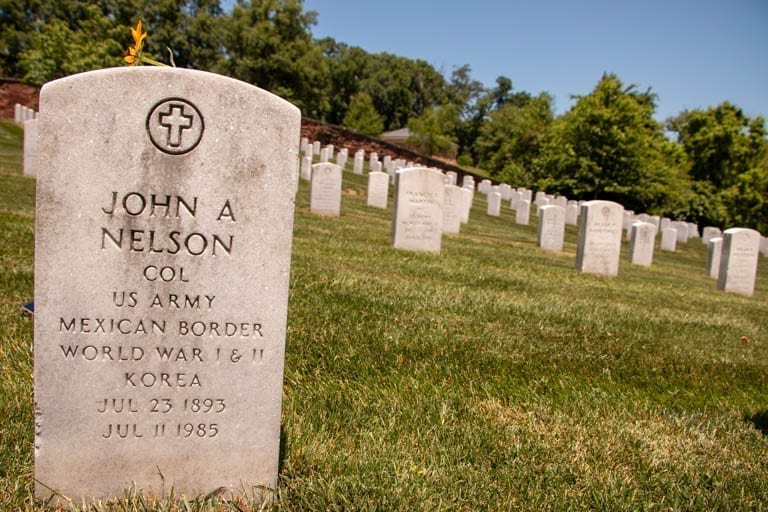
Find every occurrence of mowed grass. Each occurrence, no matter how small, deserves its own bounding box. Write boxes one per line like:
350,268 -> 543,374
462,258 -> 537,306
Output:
1,121 -> 767,510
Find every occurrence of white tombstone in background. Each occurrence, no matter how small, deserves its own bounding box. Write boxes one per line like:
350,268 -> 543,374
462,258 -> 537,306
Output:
391,167 -> 445,252
487,191 -> 502,217
478,179 -> 491,194
369,152 -> 378,167
299,155 -> 312,181
648,215 -> 661,234
761,236 -> 768,257
673,221 -> 689,243
629,222 -> 656,266
509,191 -> 522,209
515,199 -> 531,225
660,227 -> 677,251
499,184 -> 512,200
23,118 -> 39,177
312,140 -> 321,154
442,185 -> 463,234
702,226 -> 722,245
537,204 -> 565,251
300,137 -> 309,155
445,171 -> 457,186
687,222 -> 699,238
14,103 -> 23,124
370,160 -> 382,174
717,228 -> 760,296
565,203 -> 579,226
575,200 -> 624,276
310,162 -> 342,216
336,149 -> 347,169
366,171 -> 389,209
460,187 -> 473,224
554,196 -> 567,209
319,147 -> 329,163
707,237 -> 723,279
353,152 -> 364,175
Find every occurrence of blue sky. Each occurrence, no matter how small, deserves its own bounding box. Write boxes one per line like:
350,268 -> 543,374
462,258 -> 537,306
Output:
300,0 -> 767,123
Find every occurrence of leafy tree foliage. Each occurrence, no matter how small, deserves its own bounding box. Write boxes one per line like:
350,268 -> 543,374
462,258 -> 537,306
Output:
536,73 -> 684,212
406,104 -> 459,158
475,92 -> 553,186
12,1 -> 124,84
217,0 -> 329,117
669,103 -> 768,230
342,91 -> 383,136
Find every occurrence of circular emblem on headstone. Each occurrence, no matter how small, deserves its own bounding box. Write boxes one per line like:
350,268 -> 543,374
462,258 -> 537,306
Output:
146,98 -> 204,155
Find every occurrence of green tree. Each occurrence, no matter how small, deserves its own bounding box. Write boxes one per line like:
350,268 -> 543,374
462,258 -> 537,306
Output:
18,2 -> 123,85
668,102 -> 766,188
217,0 -> 330,117
406,104 -> 459,157
342,91 -> 383,136
475,92 -> 553,185
667,103 -> 768,229
357,52 -> 446,131
537,73 -> 682,212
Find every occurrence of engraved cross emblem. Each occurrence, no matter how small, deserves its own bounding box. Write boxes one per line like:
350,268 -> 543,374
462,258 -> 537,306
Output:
147,98 -> 204,155
159,104 -> 193,148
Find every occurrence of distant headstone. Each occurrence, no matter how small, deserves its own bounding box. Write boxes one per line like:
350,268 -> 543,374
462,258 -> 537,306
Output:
565,202 -> 579,226
310,162 -> 342,216
445,171 -> 457,186
702,226 -> 722,245
515,199 -> 531,225
391,167 -> 444,252
299,137 -> 309,155
575,200 -> 624,276
366,171 -> 389,209
312,140 -> 321,154
628,222 -> 655,266
673,220 -> 689,243
460,187 -> 473,224
23,118 -> 39,177
442,185 -> 463,234
537,205 -> 565,251
707,237 -> 723,279
336,149 -> 347,169
717,228 -> 761,296
660,227 -> 677,251
34,68 -> 300,503
299,155 -> 312,181
353,152 -> 364,175
319,147 -> 329,162
487,191 -> 502,217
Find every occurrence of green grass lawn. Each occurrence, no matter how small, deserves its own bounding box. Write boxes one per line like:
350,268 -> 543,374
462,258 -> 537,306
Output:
1,121 -> 767,510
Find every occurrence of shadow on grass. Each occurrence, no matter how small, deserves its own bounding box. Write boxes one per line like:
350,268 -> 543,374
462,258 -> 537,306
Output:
746,409 -> 768,435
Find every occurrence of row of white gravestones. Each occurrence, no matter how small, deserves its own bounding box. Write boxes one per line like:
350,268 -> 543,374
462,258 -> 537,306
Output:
15,103 -> 37,124
34,68 -> 299,504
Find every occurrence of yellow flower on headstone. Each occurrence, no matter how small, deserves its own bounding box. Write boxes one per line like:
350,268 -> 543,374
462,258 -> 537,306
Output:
124,21 -> 145,66
124,20 -> 168,67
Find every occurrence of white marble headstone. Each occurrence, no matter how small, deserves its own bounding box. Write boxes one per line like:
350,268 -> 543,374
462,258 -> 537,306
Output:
34,68 -> 300,503
575,200 -> 624,276
391,167 -> 444,252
